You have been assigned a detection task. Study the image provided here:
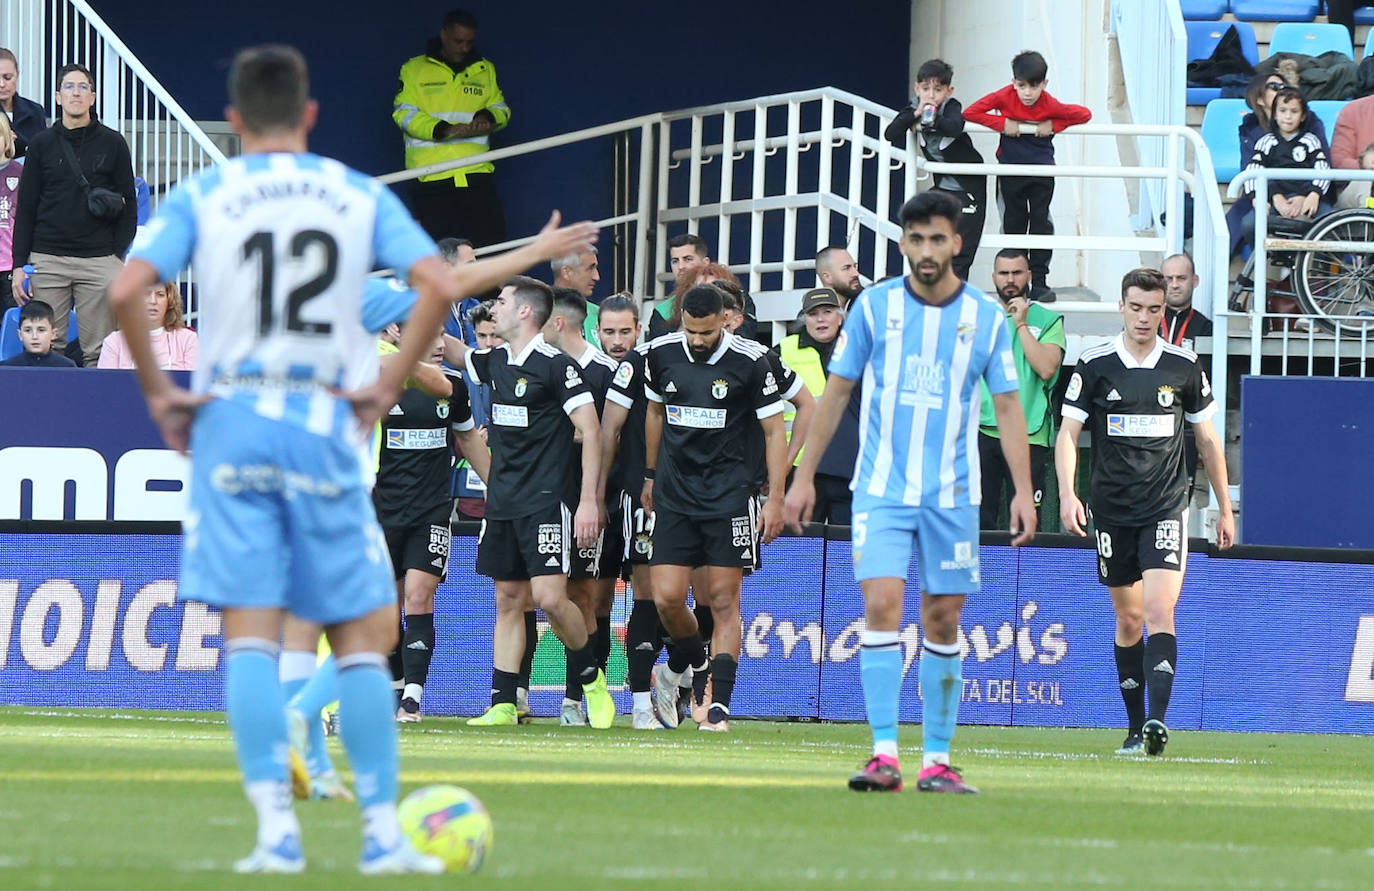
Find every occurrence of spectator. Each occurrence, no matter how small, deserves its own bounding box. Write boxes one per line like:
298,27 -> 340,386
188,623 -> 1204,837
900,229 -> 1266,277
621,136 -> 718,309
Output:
11,63 -> 136,367
1243,87 -> 1332,228
0,111 -> 20,311
438,236 -> 483,346
648,233 -> 710,337
885,59 -> 987,282
774,287 -> 860,524
551,246 -> 602,340
666,262 -> 759,341
1228,75 -> 1286,255
1160,252 -> 1212,496
0,48 -> 46,160
964,50 -> 1091,303
1336,143 -> 1374,209
814,245 -> 863,306
452,299 -> 498,522
97,281 -> 197,370
979,249 -> 1064,530
393,9 -> 510,247
1,299 -> 75,367
1331,93 -> 1374,172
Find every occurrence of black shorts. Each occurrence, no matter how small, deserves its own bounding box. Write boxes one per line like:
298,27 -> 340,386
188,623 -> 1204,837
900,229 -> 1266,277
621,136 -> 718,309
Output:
1091,508 -> 1188,587
650,500 -> 760,570
619,491 -> 654,567
569,515 -> 625,581
477,502 -> 570,581
383,507 -> 452,580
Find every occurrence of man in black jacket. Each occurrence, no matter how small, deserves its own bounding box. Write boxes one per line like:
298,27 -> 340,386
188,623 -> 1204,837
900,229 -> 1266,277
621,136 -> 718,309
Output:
0,48 -> 48,159
11,63 -> 136,366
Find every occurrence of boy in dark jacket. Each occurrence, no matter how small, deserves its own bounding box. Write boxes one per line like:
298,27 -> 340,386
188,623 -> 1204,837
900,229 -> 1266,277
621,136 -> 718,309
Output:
1,300 -> 76,367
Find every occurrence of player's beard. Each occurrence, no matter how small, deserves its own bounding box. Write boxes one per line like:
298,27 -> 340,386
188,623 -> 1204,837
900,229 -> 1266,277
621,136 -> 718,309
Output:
909,256 -> 948,286
998,284 -> 1028,305
688,331 -> 721,359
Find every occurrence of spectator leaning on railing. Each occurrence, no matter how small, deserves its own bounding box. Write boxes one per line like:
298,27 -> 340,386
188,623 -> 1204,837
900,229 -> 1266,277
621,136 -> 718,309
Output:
97,280 -> 197,370
0,48 -> 47,160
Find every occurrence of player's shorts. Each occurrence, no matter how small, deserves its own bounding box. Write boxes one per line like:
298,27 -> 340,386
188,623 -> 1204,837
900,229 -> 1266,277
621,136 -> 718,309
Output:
383,505 -> 452,580
850,494 -> 980,594
1091,508 -> 1189,587
650,500 -> 760,570
477,502 -> 571,581
180,399 -> 394,626
619,491 -> 654,566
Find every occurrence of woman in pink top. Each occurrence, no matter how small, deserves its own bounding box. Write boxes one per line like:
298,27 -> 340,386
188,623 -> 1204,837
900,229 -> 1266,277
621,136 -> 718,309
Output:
0,112 -> 21,311
98,280 -> 198,370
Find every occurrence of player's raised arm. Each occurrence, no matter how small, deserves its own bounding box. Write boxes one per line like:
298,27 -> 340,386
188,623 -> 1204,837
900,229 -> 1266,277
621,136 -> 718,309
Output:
452,211 -> 597,300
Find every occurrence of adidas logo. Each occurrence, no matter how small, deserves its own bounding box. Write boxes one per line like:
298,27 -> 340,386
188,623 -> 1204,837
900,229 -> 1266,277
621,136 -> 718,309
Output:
1120,678 -> 1139,690
545,556 -> 560,567
740,549 -> 752,560
665,382 -> 677,393
1106,389 -> 1122,402
388,404 -> 404,415
431,557 -> 444,568
406,640 -> 428,651
1153,660 -> 1174,675
489,688 -> 500,696
1163,553 -> 1179,565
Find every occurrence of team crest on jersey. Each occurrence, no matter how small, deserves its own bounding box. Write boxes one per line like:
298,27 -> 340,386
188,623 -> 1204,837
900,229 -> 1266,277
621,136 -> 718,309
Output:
712,379 -> 729,399
565,366 -> 583,388
957,321 -> 976,342
437,399 -> 450,419
5,177 -> 17,191
1065,372 -> 1083,402
1293,144 -> 1307,163
514,377 -> 528,397
762,372 -> 778,395
1157,385 -> 1175,408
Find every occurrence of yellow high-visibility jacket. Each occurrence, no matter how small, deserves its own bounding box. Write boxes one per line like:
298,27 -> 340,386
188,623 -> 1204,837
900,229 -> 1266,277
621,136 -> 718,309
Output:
393,44 -> 511,185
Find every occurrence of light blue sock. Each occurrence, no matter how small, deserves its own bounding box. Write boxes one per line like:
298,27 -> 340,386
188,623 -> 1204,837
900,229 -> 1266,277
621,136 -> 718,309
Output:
289,654 -> 338,777
336,653 -> 399,810
860,630 -> 902,758
919,638 -> 963,761
225,638 -> 288,784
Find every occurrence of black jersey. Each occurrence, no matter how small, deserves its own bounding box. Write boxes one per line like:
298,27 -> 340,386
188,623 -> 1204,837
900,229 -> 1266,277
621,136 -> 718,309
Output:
1061,335 -> 1216,526
572,342 -> 619,497
745,347 -> 805,489
374,370 -> 473,526
644,330 -> 785,517
605,343 -> 650,501
465,334 -> 594,521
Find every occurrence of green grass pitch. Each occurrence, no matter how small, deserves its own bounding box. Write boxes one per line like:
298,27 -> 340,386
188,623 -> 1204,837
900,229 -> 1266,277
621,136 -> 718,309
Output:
1,708 -> 1371,889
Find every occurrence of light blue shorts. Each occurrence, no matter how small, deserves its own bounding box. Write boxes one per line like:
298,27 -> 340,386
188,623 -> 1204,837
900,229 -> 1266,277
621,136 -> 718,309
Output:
180,400 -> 395,625
850,494 -> 981,594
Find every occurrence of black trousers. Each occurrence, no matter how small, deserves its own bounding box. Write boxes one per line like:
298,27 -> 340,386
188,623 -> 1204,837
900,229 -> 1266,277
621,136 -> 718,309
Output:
998,174 -> 1055,287
813,473 -> 853,526
978,433 -> 1048,530
410,172 -> 507,248
936,182 -> 986,283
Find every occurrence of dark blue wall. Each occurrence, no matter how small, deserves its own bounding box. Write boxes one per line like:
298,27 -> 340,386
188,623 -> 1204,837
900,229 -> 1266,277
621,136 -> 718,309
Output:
90,1 -> 908,246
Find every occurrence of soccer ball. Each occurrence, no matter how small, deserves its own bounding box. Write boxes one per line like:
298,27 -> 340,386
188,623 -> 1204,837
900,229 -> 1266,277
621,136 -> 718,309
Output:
397,785 -> 493,873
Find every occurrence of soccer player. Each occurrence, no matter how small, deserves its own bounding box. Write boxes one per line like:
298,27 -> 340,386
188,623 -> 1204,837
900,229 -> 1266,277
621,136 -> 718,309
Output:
541,287 -> 620,725
107,44 -> 595,873
784,191 -> 1037,794
642,285 -> 789,732
453,275 -> 616,730
1056,267 -> 1235,757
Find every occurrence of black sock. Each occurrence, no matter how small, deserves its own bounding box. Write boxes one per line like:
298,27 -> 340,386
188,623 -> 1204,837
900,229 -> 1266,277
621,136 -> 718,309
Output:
401,612 -> 435,691
1145,633 -> 1178,722
709,653 -> 736,709
1114,638 -> 1146,735
693,602 -> 714,653
627,600 -> 660,693
519,611 -> 537,688
573,641 -> 599,684
595,616 -> 612,670
491,668 -> 519,706
564,649 -> 583,702
667,633 -> 706,674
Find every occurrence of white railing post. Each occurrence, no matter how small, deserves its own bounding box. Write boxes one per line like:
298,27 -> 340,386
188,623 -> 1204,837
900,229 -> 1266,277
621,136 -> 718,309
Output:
750,104 -> 767,295
688,114 -> 703,235
634,121 -> 654,301
783,100 -> 800,290
655,118 -> 670,301
818,94 -> 835,261
718,109 -> 736,266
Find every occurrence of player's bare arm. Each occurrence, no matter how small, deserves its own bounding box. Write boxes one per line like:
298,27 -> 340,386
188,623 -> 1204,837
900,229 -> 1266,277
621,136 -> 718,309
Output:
1055,416 -> 1088,536
783,374 -> 857,532
1193,417 -> 1235,549
641,400 -> 663,514
452,211 -> 597,299
569,402 -> 603,547
784,384 -> 817,468
597,399 -> 629,506
379,355 -> 452,399
454,427 -> 491,484
760,411 -> 788,544
991,390 -> 1037,546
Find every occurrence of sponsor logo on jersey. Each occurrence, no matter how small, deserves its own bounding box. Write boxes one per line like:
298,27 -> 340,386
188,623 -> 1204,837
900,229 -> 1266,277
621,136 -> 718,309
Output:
613,361 -> 634,389
762,372 -> 778,396
514,378 -> 528,398
1157,385 -> 1175,408
385,428 -> 447,450
712,379 -> 729,399
1106,413 -> 1175,438
1065,372 -> 1083,402
1154,519 -> 1181,553
537,523 -> 562,554
1106,389 -> 1121,402
900,356 -> 945,407
941,539 -> 979,572
731,515 -> 754,548
491,404 -> 529,427
666,405 -> 727,429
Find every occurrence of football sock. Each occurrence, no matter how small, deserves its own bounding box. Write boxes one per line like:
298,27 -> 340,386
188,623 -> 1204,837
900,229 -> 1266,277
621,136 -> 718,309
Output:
280,649 -> 335,778
919,638 -> 962,768
1114,637 -> 1146,735
860,630 -> 901,759
491,668 -> 519,706
574,642 -> 600,685
693,602 -> 715,650
336,652 -> 398,810
564,650 -> 583,702
226,638 -> 299,847
626,599 -> 660,692
289,653 -> 339,777
401,612 -> 435,694
361,802 -> 401,851
709,653 -> 737,710
666,632 -> 706,675
1145,632 -> 1178,722
595,615 -> 612,670
279,649 -> 316,700
632,691 -> 652,712
519,611 -> 538,688
692,660 -> 711,706
387,615 -> 405,684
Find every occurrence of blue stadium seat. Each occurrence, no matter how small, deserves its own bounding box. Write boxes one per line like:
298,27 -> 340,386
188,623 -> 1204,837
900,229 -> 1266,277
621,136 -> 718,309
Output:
1181,0 -> 1229,18
1187,21 -> 1261,105
1201,98 -> 1254,182
1268,22 -> 1355,59
1307,99 -> 1348,146
1230,1 -> 1320,21
0,307 -> 78,361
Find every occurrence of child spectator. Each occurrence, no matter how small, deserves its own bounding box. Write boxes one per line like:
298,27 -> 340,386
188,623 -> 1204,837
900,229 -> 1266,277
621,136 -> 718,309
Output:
964,50 -> 1091,303
0,111 -> 19,311
1336,143 -> 1374,210
96,280 -> 198,370
884,59 -> 986,281
1244,87 -> 1332,225
1,299 -> 76,366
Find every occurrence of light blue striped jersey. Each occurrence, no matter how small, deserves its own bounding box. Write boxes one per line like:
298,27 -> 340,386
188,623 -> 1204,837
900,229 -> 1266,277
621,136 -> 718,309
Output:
128,152 -> 435,442
828,276 -> 1019,507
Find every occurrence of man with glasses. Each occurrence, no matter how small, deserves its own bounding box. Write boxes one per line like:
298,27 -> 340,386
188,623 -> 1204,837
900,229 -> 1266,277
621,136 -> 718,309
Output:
11,63 -> 136,366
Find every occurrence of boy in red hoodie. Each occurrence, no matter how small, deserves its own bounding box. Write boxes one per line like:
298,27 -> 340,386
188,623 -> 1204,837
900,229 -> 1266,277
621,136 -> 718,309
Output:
965,51 -> 1091,302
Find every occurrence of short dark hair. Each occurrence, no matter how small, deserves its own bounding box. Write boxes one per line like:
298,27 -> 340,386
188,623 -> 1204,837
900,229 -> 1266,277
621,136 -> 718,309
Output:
550,287 -> 588,326
1120,267 -> 1166,301
597,294 -> 638,319
898,190 -> 962,230
680,284 -> 723,319
994,248 -> 1030,264
437,237 -> 473,263
668,233 -> 709,257
916,58 -> 954,85
470,301 -> 494,327
56,62 -> 94,91
228,44 -> 309,133
443,9 -> 479,29
815,245 -> 847,270
503,275 -> 554,327
719,289 -> 742,314
1012,50 -> 1048,85
19,300 -> 55,325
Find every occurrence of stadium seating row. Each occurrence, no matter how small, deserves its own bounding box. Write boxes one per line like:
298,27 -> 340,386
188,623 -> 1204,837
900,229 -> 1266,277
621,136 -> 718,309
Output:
1183,1 -> 1374,23
1188,21 -> 1368,106
1201,96 -> 1348,180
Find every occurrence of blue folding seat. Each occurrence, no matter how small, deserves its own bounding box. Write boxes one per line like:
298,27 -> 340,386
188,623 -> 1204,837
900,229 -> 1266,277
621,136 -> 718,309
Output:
1187,21 -> 1261,104
1181,0 -> 1230,18
1230,1 -> 1320,21
1201,98 -> 1254,182
1268,21 -> 1355,58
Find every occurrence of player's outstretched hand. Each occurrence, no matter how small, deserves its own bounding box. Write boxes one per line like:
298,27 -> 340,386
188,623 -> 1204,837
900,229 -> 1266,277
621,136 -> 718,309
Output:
533,211 -> 599,263
1060,491 -> 1088,538
1008,491 -> 1038,547
782,477 -> 814,535
574,498 -> 601,549
147,386 -> 210,455
340,380 -> 400,436
760,497 -> 784,546
1215,507 -> 1236,550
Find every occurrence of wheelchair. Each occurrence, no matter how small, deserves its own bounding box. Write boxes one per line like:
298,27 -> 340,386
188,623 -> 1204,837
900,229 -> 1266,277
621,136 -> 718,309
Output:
1230,207 -> 1374,334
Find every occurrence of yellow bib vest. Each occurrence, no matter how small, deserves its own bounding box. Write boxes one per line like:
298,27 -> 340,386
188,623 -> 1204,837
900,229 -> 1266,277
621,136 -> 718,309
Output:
779,334 -> 828,466
393,53 -> 511,185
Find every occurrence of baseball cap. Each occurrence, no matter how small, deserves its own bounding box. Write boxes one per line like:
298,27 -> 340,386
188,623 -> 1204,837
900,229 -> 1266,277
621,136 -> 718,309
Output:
801,287 -> 842,313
